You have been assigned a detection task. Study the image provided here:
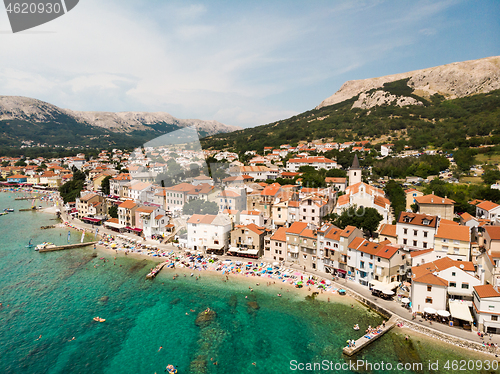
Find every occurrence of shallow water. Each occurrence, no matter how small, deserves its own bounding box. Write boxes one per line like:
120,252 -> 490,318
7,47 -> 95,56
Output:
0,192 -> 496,374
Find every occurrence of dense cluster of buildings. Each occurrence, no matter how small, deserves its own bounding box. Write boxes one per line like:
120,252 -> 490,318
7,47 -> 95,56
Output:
2,140 -> 500,335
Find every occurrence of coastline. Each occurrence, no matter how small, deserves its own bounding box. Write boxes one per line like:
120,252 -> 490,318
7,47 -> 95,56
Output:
9,189 -> 500,359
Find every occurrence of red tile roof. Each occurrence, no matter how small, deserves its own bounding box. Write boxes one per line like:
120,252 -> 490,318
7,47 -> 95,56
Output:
477,200 -> 500,211
436,224 -> 470,242
474,284 -> 500,298
286,222 -> 308,235
413,273 -> 448,287
415,194 -> 455,205
271,227 -> 287,242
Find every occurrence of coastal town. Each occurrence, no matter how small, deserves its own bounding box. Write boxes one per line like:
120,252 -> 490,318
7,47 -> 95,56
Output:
2,137 -> 500,344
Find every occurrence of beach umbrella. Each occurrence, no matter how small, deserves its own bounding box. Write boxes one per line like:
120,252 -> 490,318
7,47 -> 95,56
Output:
273,262 -> 279,266
401,297 -> 410,304
382,290 -> 394,296
437,310 -> 450,317
424,307 -> 437,314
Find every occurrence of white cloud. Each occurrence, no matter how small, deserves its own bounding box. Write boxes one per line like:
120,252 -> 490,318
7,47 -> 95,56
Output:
0,0 -> 487,128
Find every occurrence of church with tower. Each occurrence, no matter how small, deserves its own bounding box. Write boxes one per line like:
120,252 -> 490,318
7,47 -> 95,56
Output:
333,154 -> 391,224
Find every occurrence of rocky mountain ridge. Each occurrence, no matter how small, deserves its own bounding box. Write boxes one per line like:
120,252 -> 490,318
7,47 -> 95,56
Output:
317,55 -> 500,110
0,96 -> 240,135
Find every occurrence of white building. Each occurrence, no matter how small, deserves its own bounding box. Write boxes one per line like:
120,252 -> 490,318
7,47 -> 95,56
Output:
473,285 -> 500,334
186,214 -> 232,255
287,156 -> 339,172
396,212 -> 439,251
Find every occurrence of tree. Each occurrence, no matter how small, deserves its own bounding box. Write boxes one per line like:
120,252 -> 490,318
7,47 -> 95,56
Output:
326,168 -> 347,178
182,199 -> 219,215
327,205 -> 383,237
481,169 -> 500,185
59,166 -> 86,203
384,180 -> 406,219
15,159 -> 27,167
108,205 -> 118,218
101,176 -> 112,195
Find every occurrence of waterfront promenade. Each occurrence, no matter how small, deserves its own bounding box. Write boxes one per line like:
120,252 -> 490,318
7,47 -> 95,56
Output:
52,204 -> 500,353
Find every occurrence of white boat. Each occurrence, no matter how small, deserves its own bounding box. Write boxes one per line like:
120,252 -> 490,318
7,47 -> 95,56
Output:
4,208 -> 14,212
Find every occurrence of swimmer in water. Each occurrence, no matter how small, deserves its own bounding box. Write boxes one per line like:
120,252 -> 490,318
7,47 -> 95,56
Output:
35,335 -> 42,341
158,346 -> 163,351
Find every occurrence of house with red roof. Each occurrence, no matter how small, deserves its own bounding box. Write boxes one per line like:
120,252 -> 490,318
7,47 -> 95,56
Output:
347,237 -> 407,288
229,223 -> 270,258
217,187 -> 247,213
473,284 -> 500,334
410,257 -> 479,318
415,193 -> 455,220
434,224 -> 471,261
186,214 -> 232,255
475,200 -> 500,222
286,156 -> 339,172
396,212 -> 439,251
317,224 -> 362,275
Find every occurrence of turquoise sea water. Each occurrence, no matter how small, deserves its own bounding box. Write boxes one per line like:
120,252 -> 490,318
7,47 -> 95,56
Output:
0,192 -> 495,374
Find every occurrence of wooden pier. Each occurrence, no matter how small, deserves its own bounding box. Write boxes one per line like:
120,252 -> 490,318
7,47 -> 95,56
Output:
38,241 -> 98,253
342,315 -> 397,356
15,197 -> 34,200
146,261 -> 169,279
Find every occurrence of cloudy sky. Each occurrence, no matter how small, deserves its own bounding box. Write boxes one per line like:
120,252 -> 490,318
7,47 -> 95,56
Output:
0,0 -> 499,128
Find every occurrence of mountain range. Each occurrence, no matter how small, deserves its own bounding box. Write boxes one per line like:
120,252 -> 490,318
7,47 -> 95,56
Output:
202,55 -> 500,152
0,96 -> 240,149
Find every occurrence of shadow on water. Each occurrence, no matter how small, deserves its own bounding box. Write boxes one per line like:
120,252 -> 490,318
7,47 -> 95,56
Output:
128,260 -> 149,273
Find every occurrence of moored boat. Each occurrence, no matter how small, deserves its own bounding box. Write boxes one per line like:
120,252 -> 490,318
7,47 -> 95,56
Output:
93,317 -> 106,322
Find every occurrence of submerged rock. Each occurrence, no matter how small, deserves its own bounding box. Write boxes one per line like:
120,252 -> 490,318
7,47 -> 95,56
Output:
170,298 -> 181,305
247,301 -> 260,310
195,309 -> 216,327
98,296 -> 109,304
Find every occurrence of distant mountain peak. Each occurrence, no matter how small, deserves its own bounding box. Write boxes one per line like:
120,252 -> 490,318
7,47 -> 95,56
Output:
0,95 -> 240,136
317,55 -> 500,110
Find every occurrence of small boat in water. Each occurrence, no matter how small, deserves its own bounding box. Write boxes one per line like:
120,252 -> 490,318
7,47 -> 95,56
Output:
166,365 -> 177,373
4,208 -> 14,212
0,211 -> 8,216
26,239 -> 33,248
353,324 -> 360,331
93,317 -> 106,322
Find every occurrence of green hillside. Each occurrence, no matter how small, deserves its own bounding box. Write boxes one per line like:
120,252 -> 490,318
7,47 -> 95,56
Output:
201,83 -> 500,153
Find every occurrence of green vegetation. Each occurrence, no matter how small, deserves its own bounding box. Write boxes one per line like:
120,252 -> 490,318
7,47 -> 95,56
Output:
372,154 -> 450,179
100,176 -> 112,195
384,180 -> 406,222
108,205 -> 118,219
423,179 -> 500,215
182,199 -> 219,215
201,89 -> 500,154
59,167 -> 86,203
325,205 -> 383,237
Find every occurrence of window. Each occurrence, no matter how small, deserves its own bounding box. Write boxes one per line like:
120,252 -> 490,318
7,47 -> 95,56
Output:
427,285 -> 432,292
423,231 -> 428,238
403,239 -> 407,245
413,240 -> 417,246
360,261 -> 365,268
413,230 -> 418,236
403,228 -> 408,234
423,242 -> 427,249
461,283 -> 469,289
442,238 -> 449,243
425,297 -> 433,304
451,272 -> 456,276
303,208 -> 306,212
449,282 -> 456,287
492,316 -> 498,321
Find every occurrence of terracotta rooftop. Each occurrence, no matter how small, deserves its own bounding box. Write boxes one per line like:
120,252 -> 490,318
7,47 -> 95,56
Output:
474,284 -> 500,299
415,194 -> 455,205
270,227 -> 287,242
